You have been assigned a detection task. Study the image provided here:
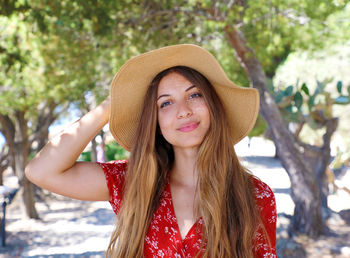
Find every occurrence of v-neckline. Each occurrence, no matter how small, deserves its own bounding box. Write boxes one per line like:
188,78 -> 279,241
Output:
166,182 -> 199,242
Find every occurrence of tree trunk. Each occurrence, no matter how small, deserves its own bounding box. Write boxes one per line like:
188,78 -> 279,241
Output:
14,144 -> 39,218
30,100 -> 58,153
99,130 -> 106,162
91,136 -> 97,162
14,111 -> 39,219
298,117 -> 338,218
0,112 -> 39,219
35,127 -> 49,153
21,176 -> 39,218
0,167 -> 4,185
225,25 -> 325,237
0,151 -> 9,186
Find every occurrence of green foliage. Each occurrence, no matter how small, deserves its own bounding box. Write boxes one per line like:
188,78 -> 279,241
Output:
0,16 -> 41,114
242,0 -> 349,76
273,79 -> 350,129
2,0 -> 350,150
0,0 -> 128,141
330,148 -> 350,169
248,115 -> 267,138
79,142 -> 129,162
301,83 -> 310,96
294,92 -> 303,110
80,151 -> 91,162
0,0 -> 30,16
337,81 -> 343,94
105,142 -> 129,161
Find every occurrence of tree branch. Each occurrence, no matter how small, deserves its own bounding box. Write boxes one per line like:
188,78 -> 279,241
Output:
0,114 -> 15,149
14,110 -> 27,143
122,7 -> 209,27
223,25 -> 251,76
29,101 -> 58,146
322,117 -> 338,151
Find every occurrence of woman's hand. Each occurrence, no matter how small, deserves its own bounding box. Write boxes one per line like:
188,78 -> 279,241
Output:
25,96 -> 112,201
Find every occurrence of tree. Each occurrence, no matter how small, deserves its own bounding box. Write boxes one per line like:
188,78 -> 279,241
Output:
213,0 -> 349,236
0,0 -> 154,218
0,2 -> 106,218
273,79 -> 349,209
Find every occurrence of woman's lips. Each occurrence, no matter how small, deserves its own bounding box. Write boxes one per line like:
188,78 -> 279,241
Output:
178,122 -> 199,132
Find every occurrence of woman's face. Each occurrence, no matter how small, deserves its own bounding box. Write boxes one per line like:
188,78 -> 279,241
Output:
156,72 -> 210,151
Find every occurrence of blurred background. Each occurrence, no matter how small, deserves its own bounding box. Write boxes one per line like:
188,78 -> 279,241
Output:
1,0 -> 350,257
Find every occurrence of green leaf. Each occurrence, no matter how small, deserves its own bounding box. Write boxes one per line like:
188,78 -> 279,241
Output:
336,81 -> 343,94
275,91 -> 285,103
334,96 -> 350,104
294,92 -> 303,109
308,95 -> 315,109
284,85 -> 294,96
301,83 -> 310,96
314,80 -> 325,96
285,105 -> 293,112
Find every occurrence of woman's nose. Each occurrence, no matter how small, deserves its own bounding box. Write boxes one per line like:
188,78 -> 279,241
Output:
177,101 -> 192,118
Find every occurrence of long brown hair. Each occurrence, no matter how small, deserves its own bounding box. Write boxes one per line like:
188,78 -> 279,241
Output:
106,66 -> 268,257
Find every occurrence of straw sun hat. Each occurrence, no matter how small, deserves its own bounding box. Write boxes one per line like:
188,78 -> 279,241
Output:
109,44 -> 259,151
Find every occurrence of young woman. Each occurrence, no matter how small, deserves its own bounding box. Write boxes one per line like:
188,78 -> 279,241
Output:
26,44 -> 276,257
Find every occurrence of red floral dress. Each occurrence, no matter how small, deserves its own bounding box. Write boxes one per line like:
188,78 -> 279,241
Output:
99,160 -> 277,257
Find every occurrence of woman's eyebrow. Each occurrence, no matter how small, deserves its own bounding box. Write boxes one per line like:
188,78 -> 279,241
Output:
157,94 -> 170,101
157,85 -> 196,101
185,85 -> 196,92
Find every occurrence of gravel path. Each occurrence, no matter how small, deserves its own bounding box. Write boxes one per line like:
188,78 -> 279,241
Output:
2,196 -> 115,257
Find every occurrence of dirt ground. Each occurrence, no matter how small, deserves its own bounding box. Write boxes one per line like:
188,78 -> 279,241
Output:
1,138 -> 350,258
1,196 -> 114,257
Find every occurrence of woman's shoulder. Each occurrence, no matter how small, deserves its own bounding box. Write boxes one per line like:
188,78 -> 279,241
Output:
250,176 -> 275,201
250,176 -> 276,215
250,176 -> 277,256
97,160 -> 128,214
97,160 -> 128,191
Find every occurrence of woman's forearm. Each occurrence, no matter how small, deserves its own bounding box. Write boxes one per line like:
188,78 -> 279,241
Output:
25,97 -> 110,184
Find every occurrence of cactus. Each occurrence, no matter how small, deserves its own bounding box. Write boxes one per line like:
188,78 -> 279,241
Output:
273,80 -> 350,130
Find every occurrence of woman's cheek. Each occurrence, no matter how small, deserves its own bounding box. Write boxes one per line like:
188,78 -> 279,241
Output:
157,109 -> 172,131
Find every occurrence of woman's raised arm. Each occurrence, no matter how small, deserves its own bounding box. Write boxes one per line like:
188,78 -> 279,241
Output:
25,97 -> 111,201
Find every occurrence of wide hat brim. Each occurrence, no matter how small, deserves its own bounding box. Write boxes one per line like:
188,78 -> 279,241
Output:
110,44 -> 259,151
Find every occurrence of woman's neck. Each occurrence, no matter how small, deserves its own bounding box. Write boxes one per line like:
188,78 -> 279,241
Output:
170,147 -> 199,188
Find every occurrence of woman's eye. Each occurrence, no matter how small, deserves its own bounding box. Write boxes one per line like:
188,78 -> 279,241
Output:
160,101 -> 171,108
189,92 -> 203,99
